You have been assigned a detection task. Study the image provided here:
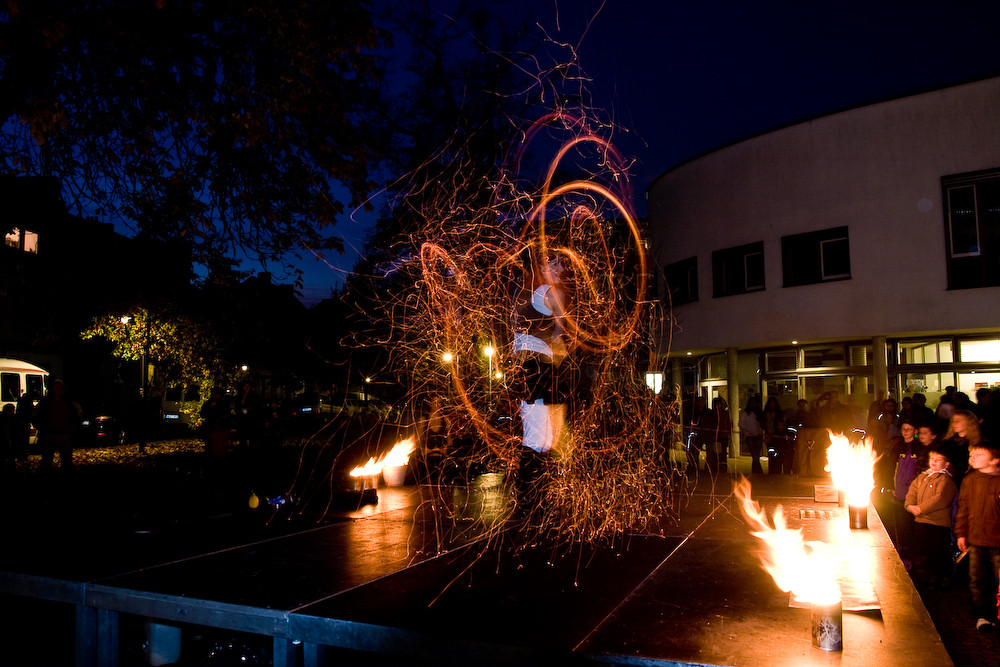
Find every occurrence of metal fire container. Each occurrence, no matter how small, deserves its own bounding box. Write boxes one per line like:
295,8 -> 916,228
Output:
382,464 -> 407,487
811,601 -> 844,651
849,504 -> 868,529
350,474 -> 377,492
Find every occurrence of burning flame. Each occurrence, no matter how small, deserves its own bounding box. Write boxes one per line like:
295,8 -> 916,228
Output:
383,438 -> 416,467
349,456 -> 382,478
824,431 -> 877,507
735,478 -> 841,605
349,437 -> 416,477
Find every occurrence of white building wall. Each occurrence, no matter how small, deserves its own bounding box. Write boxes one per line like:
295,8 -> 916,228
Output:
649,77 -> 1000,353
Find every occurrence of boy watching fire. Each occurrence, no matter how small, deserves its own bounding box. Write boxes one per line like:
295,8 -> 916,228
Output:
954,443 -> 1000,631
904,447 -> 957,588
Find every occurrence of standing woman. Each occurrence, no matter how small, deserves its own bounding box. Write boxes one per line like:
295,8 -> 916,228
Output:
942,409 -> 986,488
739,396 -> 765,474
686,396 -> 715,475
762,397 -> 788,474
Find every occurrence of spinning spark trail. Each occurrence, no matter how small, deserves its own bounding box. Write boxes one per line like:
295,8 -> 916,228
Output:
381,107 -> 681,546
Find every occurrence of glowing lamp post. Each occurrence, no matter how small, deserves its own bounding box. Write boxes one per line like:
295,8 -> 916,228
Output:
442,351 -> 456,402
483,344 -> 495,398
824,431 -> 877,530
736,479 -> 843,651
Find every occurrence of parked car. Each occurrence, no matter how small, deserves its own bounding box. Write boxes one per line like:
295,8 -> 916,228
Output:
79,412 -> 128,446
340,397 -> 363,417
364,398 -> 392,418
290,392 -> 337,421
162,384 -> 201,428
0,358 -> 49,445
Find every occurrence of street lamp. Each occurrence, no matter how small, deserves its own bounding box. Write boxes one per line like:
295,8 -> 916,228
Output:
441,352 -> 456,407
483,344 -> 496,399
120,315 -> 145,398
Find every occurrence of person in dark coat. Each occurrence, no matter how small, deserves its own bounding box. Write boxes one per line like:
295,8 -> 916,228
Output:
199,387 -> 232,461
36,380 -> 82,471
14,389 -> 38,461
0,403 -> 18,476
234,381 -> 262,449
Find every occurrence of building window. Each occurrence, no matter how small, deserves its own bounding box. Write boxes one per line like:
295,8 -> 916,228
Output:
943,169 -> 1000,289
703,353 -> 728,379
663,256 -> 698,306
781,226 -> 850,287
804,345 -> 847,368
902,372 -> 954,395
899,339 -> 954,364
4,227 -> 38,253
712,241 -> 764,297
847,344 -> 872,367
959,337 -> 1000,362
765,349 -> 797,372
23,230 -> 38,253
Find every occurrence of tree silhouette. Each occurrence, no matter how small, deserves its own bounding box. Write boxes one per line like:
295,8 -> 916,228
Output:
0,0 -> 390,282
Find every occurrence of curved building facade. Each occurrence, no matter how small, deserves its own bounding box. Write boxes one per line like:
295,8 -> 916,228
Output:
647,76 -> 1000,441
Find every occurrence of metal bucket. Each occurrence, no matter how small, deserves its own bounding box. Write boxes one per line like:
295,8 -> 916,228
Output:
849,504 -> 868,530
382,464 -> 407,487
811,601 -> 843,651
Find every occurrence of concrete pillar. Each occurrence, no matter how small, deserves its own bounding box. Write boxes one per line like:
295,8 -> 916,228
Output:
873,335 -> 889,401
671,358 -> 683,396
670,359 -> 685,467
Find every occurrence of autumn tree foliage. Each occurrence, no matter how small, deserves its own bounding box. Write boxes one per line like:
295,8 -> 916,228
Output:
0,0 -> 390,282
81,306 -> 228,403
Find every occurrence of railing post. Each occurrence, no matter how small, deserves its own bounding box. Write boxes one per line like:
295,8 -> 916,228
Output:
74,604 -> 97,667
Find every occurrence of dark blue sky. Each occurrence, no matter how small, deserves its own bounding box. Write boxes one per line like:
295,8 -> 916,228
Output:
295,0 -> 1000,304
545,0 -> 1000,203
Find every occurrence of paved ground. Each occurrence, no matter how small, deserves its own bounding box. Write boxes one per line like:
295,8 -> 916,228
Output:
883,515 -> 1000,667
3,441 -> 1000,666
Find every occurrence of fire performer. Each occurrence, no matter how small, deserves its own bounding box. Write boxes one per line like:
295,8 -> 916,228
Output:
512,248 -> 571,513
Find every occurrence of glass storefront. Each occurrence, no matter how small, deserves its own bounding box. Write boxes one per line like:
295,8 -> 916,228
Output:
763,342 -> 874,407
896,335 -> 1000,408
751,336 -> 1000,425
958,337 -> 1000,362
669,332 -> 1000,465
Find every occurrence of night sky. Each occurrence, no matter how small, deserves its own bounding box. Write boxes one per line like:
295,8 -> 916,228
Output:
295,0 -> 1000,304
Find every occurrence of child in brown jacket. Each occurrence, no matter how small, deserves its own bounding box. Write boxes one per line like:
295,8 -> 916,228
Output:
954,443 -> 1000,631
905,447 -> 957,588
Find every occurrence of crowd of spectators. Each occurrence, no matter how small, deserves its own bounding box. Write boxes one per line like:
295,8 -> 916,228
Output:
681,384 -> 1000,633
869,386 -> 1000,634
